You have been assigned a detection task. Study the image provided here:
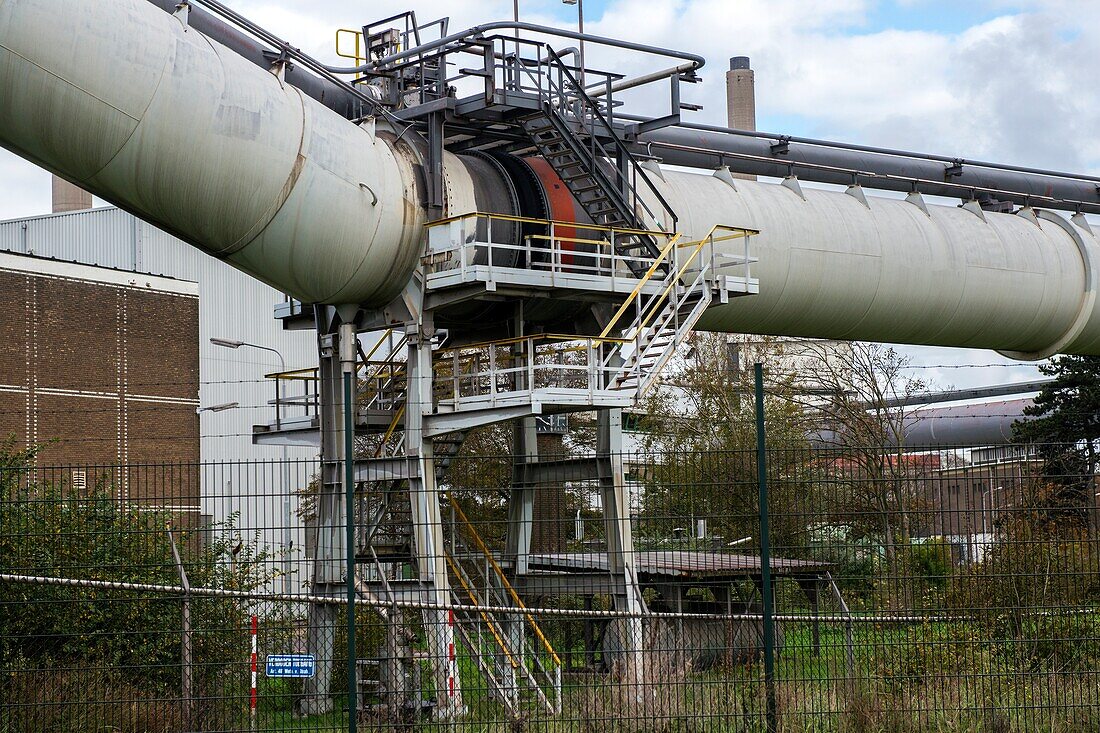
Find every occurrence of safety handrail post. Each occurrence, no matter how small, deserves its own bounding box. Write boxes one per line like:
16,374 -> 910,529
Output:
274,376 -> 282,430
486,214 -> 494,285
548,220 -> 555,272
452,348 -> 459,403
526,338 -> 535,393
489,343 -> 497,400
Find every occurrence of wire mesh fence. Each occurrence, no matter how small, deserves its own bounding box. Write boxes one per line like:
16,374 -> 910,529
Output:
2,443 -> 1100,732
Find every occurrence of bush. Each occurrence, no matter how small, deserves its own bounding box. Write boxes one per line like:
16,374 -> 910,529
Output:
946,517 -> 1100,674
0,442 -> 282,730
874,621 -> 991,693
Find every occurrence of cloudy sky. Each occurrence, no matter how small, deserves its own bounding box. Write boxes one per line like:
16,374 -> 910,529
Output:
3,0 -> 1094,391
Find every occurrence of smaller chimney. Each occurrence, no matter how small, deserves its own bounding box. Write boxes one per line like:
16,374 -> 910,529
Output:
51,176 -> 92,213
726,56 -> 757,181
726,56 -> 756,132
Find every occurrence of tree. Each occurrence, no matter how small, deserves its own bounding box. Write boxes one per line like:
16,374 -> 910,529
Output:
632,334 -> 817,553
1012,354 -> 1100,527
0,437 -> 278,725
797,342 -> 929,605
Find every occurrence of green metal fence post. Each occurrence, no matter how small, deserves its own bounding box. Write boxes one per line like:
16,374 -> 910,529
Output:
754,362 -> 777,733
341,317 -> 358,733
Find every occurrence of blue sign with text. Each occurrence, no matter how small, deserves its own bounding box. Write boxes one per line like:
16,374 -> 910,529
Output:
265,654 -> 315,678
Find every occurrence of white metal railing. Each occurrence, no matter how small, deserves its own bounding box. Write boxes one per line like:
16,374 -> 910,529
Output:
423,211 -> 676,289
424,221 -> 758,407
432,334 -> 631,409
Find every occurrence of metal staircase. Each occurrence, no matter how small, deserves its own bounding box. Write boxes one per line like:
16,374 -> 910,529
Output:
257,18 -> 748,722
600,225 -> 759,397
519,48 -> 677,275
445,497 -> 562,718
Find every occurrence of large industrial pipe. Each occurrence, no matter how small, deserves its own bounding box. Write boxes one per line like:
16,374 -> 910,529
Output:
812,398 -> 1033,448
139,0 -> 1100,217
5,0 -> 1100,360
143,0 -> 366,120
650,171 -> 1100,359
635,124 -> 1100,215
0,0 -> 518,306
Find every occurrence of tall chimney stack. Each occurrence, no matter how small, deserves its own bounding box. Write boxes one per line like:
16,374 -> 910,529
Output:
51,176 -> 92,213
726,56 -> 755,130
726,56 -> 757,181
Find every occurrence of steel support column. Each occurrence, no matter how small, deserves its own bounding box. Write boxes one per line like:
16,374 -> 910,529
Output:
404,315 -> 464,718
597,408 -> 645,692
298,315 -> 348,716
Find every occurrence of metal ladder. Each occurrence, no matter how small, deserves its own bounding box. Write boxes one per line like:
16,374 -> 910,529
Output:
519,47 -> 678,276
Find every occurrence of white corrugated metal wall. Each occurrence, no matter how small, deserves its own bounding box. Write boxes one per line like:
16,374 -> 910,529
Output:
0,206 -> 318,589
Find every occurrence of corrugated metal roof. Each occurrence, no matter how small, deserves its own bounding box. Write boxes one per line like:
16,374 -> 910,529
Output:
527,551 -> 829,578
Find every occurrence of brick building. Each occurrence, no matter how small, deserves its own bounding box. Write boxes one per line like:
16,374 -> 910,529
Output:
0,250 -> 199,508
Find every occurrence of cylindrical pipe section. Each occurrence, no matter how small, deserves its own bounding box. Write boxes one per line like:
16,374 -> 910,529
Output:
6,0 -> 1100,359
812,399 -> 1033,448
143,0 -> 366,120
647,169 -> 1100,358
0,0 -> 427,306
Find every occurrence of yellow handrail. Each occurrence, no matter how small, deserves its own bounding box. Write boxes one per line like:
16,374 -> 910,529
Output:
597,233 -> 682,340
444,552 -> 520,670
436,332 -> 628,356
613,223 -> 758,341
373,405 -> 406,458
449,497 -> 562,667
265,367 -> 318,381
360,335 -> 409,404
335,28 -> 366,66
361,328 -> 395,363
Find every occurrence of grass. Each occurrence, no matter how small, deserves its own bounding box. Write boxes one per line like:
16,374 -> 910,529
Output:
6,622 -> 1100,732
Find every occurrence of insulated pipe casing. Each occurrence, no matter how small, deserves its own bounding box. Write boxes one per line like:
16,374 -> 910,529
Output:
647,171 -> 1100,358
0,0 -> 425,306
5,0 -> 1100,358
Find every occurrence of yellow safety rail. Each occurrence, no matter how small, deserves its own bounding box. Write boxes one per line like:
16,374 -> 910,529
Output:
600,223 -> 758,341
437,332 -> 628,356
335,28 -> 367,67
597,233 -> 682,340
444,552 -> 520,670
425,210 -> 667,241
449,496 -> 562,667
265,366 -> 318,382
374,405 -> 406,458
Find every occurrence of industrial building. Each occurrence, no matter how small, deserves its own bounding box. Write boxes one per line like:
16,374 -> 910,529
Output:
0,250 -> 200,507
0,200 -> 318,552
7,0 -> 1100,723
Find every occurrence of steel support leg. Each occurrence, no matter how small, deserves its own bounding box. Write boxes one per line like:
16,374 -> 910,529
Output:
597,408 -> 645,693
405,319 -> 463,718
498,416 -> 537,706
298,318 -> 348,716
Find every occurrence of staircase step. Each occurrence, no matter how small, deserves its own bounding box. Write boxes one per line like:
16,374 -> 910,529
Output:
563,173 -> 598,186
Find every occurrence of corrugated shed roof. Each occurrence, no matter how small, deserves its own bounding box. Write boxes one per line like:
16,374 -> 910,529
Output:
527,551 -> 829,578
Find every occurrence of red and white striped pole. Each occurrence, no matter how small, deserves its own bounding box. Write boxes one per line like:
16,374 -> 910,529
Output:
447,609 -> 457,702
250,614 -> 258,732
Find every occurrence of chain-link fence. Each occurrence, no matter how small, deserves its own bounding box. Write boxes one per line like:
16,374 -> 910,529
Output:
3,444 -> 1100,732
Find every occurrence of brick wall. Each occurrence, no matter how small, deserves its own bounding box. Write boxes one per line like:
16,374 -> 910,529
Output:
0,259 -> 200,508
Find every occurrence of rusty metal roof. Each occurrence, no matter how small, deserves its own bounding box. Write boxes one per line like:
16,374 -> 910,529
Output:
526,551 -> 829,579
